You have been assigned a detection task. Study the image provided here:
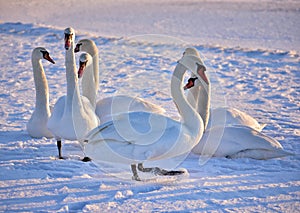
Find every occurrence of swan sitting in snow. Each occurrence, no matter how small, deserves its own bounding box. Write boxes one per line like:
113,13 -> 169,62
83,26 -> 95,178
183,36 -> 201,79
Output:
47,28 -> 99,159
27,47 -> 55,138
185,73 -> 266,132
75,39 -> 165,124
81,53 -> 206,181
182,47 -> 291,159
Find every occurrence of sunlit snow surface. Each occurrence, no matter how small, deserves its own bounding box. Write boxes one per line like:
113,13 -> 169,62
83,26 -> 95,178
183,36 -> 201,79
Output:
0,22 -> 299,212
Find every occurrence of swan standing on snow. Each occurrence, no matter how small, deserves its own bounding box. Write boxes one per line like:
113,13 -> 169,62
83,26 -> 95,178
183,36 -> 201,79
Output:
81,55 -> 205,181
27,47 -> 55,138
47,28 -> 99,159
182,47 -> 291,159
75,39 -> 165,124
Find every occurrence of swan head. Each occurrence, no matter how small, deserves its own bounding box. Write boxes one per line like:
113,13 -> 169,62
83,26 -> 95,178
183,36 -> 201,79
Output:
74,39 -> 96,53
64,27 -> 75,50
181,48 -> 209,87
32,47 -> 55,64
184,75 -> 198,90
183,47 -> 201,58
78,52 -> 92,78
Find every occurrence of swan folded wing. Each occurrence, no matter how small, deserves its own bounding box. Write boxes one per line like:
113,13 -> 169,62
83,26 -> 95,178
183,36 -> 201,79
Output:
85,111 -> 177,146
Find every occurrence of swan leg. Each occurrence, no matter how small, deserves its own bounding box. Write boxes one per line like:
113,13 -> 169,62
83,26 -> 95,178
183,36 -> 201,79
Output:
57,140 -> 64,159
131,164 -> 141,181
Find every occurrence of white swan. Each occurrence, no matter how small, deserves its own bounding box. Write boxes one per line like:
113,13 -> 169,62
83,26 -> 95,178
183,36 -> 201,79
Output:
185,75 -> 266,131
184,47 -> 266,131
47,28 -> 99,159
75,39 -> 165,124
182,47 -> 291,159
27,47 -> 55,138
81,56 -> 205,181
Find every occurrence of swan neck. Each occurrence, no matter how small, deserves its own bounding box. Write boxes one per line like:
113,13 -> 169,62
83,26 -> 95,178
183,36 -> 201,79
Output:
65,42 -> 81,106
86,44 -> 99,95
81,62 -> 96,108
31,58 -> 50,113
171,63 -> 202,132
92,52 -> 99,93
197,79 -> 211,130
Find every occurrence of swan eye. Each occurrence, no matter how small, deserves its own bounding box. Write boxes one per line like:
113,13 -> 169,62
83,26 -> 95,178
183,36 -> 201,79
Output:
188,77 -> 198,86
75,43 -> 82,52
64,33 -> 73,40
40,50 -> 48,57
196,63 -> 206,72
79,60 -> 88,68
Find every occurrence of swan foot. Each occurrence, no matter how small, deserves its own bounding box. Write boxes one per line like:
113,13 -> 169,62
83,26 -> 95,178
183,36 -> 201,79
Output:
131,164 -> 141,181
137,163 -> 185,176
137,163 -> 153,172
58,156 -> 66,160
151,168 -> 185,176
82,157 -> 92,162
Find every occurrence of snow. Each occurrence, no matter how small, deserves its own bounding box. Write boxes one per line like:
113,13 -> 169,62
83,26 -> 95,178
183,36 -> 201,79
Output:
0,0 -> 299,212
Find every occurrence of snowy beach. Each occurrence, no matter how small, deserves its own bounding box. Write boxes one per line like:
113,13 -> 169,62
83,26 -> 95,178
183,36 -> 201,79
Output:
0,0 -> 299,212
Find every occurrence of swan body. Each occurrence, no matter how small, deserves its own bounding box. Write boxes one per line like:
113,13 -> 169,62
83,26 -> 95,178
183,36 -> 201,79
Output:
192,125 -> 292,159
27,47 -> 55,138
183,47 -> 291,159
82,57 -> 205,180
47,28 -> 99,158
75,39 -> 165,123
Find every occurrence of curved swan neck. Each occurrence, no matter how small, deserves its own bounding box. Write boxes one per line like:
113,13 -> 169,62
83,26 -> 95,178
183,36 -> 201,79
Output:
65,42 -> 81,106
81,60 -> 96,108
82,41 -> 99,93
172,63 -> 202,132
196,78 -> 211,130
31,57 -> 50,113
90,43 -> 99,91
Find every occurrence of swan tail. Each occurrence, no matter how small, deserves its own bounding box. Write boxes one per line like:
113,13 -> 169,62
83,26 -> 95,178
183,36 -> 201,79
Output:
258,123 -> 267,131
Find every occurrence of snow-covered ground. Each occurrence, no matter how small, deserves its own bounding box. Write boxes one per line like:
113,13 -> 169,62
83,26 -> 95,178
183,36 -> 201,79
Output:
0,0 -> 299,212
